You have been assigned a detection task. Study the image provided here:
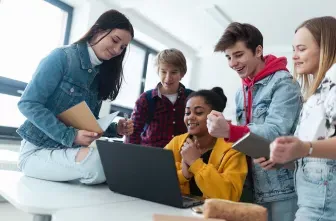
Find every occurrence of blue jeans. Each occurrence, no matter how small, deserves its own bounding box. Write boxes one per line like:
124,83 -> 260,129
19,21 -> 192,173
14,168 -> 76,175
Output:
261,197 -> 298,221
18,140 -> 106,184
294,158 -> 336,221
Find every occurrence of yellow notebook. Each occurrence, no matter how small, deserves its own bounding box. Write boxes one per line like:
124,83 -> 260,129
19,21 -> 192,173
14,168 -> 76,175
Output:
57,101 -> 119,135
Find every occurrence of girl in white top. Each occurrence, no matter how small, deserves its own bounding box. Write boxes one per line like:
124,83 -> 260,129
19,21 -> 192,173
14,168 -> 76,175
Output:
261,16 -> 336,221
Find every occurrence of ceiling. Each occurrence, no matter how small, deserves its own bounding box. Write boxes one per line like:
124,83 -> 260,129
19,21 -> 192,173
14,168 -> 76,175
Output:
106,0 -> 335,56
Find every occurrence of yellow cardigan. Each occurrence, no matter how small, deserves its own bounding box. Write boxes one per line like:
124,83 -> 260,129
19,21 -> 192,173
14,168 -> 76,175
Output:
165,133 -> 247,201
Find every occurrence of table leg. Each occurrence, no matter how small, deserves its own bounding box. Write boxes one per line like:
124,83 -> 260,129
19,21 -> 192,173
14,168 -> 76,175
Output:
33,214 -> 52,221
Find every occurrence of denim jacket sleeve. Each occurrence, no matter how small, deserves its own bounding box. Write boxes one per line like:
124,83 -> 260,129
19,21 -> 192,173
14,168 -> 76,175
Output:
17,48 -> 77,147
248,77 -> 302,141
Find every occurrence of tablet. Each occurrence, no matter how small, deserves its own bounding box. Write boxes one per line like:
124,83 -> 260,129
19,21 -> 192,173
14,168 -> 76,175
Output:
232,132 -> 294,170
232,132 -> 271,159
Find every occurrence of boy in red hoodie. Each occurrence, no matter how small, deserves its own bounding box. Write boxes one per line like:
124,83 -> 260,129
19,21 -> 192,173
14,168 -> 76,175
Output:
207,22 -> 302,221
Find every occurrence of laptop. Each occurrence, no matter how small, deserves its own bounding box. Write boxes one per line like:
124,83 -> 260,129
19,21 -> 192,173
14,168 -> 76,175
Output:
96,140 -> 204,208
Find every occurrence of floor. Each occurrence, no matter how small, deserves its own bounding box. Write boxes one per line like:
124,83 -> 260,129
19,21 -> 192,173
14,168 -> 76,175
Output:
0,202 -> 33,221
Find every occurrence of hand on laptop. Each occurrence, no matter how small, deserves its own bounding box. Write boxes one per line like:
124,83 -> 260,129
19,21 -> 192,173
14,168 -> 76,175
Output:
207,110 -> 230,138
181,137 -> 201,166
117,119 -> 134,136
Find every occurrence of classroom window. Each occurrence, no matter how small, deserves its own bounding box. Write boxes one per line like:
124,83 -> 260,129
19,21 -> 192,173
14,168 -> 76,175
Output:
0,0 -> 72,137
110,40 -> 158,111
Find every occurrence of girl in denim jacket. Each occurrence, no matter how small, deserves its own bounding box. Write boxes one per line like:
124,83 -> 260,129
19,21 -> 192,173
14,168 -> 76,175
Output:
265,16 -> 336,221
16,10 -> 134,184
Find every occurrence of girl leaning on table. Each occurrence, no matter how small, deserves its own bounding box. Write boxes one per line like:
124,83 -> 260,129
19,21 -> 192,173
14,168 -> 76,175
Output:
16,10 -> 134,184
258,16 -> 336,221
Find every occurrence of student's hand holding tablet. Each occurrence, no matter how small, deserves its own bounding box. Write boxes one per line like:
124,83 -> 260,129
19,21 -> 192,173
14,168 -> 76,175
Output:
232,132 -> 285,169
253,157 -> 276,170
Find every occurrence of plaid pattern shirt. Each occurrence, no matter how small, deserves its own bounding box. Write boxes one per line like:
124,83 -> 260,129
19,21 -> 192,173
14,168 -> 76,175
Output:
125,83 -> 191,148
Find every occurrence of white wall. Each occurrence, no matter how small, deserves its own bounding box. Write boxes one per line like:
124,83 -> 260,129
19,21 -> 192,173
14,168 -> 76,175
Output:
191,53 -> 241,122
68,0 -> 113,43
264,46 -> 294,73
67,1 -> 91,43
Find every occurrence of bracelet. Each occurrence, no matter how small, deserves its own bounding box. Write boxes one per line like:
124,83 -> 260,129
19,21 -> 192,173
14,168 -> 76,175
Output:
307,141 -> 313,156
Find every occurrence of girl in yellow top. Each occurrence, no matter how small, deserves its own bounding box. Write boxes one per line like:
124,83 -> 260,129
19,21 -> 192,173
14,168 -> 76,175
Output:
165,87 -> 247,201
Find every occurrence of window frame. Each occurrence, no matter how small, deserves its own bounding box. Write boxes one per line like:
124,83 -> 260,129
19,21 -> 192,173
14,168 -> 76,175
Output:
0,0 -> 73,140
45,0 -> 73,46
110,40 -> 158,116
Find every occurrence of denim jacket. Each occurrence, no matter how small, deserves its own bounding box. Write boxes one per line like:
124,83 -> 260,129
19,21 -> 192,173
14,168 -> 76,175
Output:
236,70 -> 302,203
17,43 -> 118,148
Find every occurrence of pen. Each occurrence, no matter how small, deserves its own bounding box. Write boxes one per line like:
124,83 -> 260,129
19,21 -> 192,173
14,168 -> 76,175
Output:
123,113 -> 129,122
123,113 -> 129,137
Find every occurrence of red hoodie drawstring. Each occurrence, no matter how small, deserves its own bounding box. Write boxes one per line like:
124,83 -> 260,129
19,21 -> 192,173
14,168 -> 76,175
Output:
243,84 -> 253,124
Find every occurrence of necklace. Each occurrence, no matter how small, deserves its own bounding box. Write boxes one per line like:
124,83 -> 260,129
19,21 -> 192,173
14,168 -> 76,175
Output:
197,139 -> 216,155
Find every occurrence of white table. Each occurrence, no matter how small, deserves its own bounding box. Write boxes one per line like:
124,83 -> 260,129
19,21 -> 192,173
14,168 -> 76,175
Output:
0,150 -> 19,171
0,170 -> 136,221
53,198 -> 200,221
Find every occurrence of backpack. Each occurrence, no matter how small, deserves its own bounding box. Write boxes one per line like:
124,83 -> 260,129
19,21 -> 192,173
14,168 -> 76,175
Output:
142,88 -> 193,134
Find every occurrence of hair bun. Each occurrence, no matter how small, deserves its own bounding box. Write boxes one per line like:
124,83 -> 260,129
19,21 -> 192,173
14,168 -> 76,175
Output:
211,87 -> 223,95
211,87 -> 227,108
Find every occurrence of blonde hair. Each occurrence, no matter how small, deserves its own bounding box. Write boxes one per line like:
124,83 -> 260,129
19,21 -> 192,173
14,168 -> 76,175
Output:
154,48 -> 187,74
294,16 -> 336,100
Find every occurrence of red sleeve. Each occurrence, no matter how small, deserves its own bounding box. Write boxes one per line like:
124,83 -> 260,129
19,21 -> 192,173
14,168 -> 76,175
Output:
124,93 -> 148,144
226,124 -> 250,143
